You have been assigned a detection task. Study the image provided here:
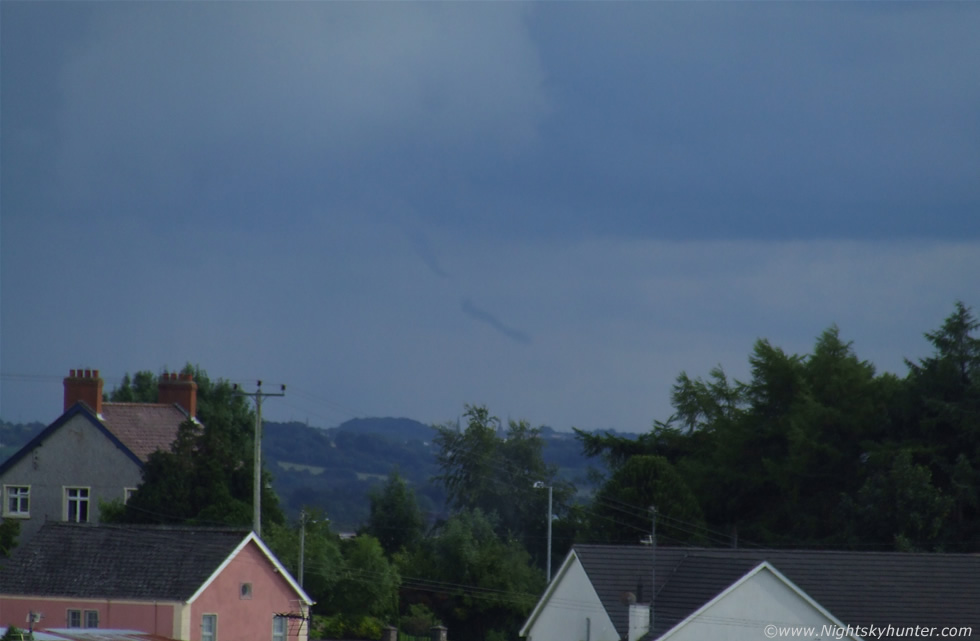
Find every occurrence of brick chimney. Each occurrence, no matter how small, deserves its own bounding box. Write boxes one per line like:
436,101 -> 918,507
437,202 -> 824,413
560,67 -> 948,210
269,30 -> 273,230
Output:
64,369 -> 104,414
158,372 -> 198,417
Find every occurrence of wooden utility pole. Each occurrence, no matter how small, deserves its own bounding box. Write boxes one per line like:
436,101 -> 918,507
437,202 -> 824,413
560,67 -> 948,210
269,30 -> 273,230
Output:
234,380 -> 285,537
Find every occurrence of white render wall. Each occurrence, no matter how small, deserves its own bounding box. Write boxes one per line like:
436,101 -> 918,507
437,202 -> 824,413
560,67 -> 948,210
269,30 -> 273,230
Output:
660,566 -> 849,641
523,556 -> 620,641
629,603 -> 651,641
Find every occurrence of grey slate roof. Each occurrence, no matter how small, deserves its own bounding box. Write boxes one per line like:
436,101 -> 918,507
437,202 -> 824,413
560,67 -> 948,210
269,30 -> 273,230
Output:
573,544 -> 980,640
0,522 -> 248,601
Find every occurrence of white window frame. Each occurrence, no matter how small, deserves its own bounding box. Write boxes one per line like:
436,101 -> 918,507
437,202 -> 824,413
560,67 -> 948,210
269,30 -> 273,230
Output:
272,615 -> 287,641
124,487 -> 137,504
67,609 -> 82,628
202,613 -> 217,641
64,487 -> 90,523
3,485 -> 30,518
84,610 -> 99,628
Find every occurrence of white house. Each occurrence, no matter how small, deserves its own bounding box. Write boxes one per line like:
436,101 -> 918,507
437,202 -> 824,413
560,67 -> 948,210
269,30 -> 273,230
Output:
521,545 -> 980,641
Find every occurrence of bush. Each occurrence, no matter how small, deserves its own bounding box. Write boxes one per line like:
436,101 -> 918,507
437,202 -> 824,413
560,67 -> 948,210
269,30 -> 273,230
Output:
1,626 -> 31,641
350,616 -> 385,640
399,603 -> 441,635
313,614 -> 388,640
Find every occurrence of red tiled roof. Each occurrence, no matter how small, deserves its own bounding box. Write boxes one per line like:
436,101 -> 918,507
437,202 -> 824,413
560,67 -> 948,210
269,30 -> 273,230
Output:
99,403 -> 187,462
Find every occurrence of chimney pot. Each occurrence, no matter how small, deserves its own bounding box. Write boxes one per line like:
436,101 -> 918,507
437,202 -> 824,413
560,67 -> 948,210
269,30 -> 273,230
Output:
64,368 -> 103,414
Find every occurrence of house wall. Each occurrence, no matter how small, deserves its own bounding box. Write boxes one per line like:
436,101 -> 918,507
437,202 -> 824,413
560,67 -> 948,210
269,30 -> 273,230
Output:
0,414 -> 143,543
523,557 -> 619,641
0,595 -> 178,636
659,568 -> 848,641
189,541 -> 308,641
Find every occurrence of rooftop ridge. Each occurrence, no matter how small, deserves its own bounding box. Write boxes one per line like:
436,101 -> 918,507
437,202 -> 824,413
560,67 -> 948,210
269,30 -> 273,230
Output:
47,522 -> 249,533
576,543 -> 980,558
102,402 -> 185,408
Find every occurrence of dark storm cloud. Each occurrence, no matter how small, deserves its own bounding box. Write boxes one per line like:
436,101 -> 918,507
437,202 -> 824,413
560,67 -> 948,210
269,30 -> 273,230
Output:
460,299 -> 532,345
2,2 -> 978,431
8,2 -> 978,242
492,2 -> 980,241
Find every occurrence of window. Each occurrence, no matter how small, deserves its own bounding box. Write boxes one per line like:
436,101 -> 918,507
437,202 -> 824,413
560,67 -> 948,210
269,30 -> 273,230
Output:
124,488 -> 137,504
240,582 -> 252,599
65,487 -> 90,523
3,485 -> 30,517
67,610 -> 81,628
85,610 -> 99,628
272,616 -> 287,641
202,614 -> 217,641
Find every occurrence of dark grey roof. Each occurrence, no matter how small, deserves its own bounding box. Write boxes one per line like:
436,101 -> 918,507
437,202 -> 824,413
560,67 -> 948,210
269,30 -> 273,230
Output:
574,545 -> 980,640
0,522 -> 248,601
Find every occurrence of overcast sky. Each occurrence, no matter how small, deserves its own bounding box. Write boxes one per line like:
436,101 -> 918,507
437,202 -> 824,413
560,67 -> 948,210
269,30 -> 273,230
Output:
2,2 -> 978,433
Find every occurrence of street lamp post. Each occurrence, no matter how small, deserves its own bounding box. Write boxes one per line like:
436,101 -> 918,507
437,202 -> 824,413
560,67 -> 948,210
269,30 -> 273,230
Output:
534,481 -> 553,584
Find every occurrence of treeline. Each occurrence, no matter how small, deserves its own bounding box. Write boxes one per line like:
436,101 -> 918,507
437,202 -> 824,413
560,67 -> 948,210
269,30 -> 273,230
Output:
578,301 -> 980,552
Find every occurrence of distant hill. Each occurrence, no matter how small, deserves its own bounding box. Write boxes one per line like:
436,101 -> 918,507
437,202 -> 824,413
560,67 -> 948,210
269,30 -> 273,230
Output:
0,420 -> 45,462
0,416 -> 612,533
334,417 -> 436,443
262,418 -> 610,531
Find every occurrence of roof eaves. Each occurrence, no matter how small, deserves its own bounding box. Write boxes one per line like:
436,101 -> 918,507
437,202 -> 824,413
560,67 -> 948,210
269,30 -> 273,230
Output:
520,548 -> 580,637
185,532 -> 314,606
249,532 -> 315,606
653,561 -> 861,641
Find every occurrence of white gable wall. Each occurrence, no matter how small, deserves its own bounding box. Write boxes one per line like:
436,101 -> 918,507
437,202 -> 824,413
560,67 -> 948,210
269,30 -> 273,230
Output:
659,565 -> 854,641
523,555 -> 619,641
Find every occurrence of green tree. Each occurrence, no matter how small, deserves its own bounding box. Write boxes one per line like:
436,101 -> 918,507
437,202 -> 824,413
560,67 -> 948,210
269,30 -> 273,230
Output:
578,327 -> 904,548
397,508 -> 543,641
109,371 -> 157,403
104,365 -> 284,529
363,469 -> 425,557
433,405 -> 574,569
843,450 -> 953,550
588,455 -> 706,545
330,535 -> 400,621
903,301 -> 980,543
264,512 -> 342,616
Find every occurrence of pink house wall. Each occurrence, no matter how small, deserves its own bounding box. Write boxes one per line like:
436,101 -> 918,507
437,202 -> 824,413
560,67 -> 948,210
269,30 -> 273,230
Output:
0,596 -> 177,636
190,541 -> 307,641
